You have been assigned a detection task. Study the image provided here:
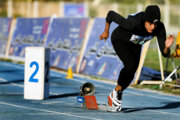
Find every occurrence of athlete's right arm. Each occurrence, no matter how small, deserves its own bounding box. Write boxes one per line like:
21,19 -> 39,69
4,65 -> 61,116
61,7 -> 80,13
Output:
106,10 -> 133,30
99,22 -> 110,41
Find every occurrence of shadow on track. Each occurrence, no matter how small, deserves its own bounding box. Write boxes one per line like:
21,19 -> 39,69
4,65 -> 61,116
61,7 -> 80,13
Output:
122,102 -> 180,113
49,92 -> 79,99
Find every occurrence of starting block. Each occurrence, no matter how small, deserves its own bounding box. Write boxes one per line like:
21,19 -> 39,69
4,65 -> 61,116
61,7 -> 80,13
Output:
84,96 -> 98,109
77,82 -> 98,109
77,82 -> 118,112
107,96 -> 112,106
77,95 -> 98,109
77,95 -> 116,112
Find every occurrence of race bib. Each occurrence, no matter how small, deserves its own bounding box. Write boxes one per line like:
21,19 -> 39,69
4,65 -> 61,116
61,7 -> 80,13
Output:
130,34 -> 154,45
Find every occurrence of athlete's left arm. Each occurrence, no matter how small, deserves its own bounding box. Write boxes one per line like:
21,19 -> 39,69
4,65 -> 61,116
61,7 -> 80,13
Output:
157,23 -> 174,57
164,35 -> 175,54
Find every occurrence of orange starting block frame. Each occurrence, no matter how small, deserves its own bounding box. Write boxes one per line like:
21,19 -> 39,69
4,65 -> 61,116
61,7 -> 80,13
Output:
84,96 -> 98,109
82,96 -> 113,110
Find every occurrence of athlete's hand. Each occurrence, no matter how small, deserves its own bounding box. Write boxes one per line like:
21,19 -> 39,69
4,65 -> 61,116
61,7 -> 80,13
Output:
165,34 -> 175,48
99,32 -> 109,41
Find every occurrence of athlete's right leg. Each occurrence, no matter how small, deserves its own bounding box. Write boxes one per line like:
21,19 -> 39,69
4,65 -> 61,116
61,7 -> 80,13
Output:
116,43 -> 141,91
109,34 -> 142,111
109,88 -> 122,111
111,33 -> 142,89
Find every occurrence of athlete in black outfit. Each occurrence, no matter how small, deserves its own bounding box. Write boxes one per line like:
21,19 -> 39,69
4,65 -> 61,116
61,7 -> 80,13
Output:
99,5 -> 174,112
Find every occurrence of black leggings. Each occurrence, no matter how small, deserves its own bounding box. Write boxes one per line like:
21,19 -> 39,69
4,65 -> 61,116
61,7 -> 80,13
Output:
111,33 -> 142,91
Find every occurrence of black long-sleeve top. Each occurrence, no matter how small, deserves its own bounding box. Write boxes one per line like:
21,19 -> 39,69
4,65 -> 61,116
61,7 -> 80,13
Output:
106,10 -> 170,57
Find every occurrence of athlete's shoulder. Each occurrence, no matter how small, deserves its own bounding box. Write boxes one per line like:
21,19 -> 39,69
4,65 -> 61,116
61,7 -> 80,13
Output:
156,21 -> 165,32
127,12 -> 144,25
158,21 -> 165,28
154,21 -> 166,36
128,12 -> 144,19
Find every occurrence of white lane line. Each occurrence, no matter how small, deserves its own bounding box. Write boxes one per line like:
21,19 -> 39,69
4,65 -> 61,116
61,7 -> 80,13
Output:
1,62 -> 24,70
0,78 -> 9,81
0,113 -> 56,115
0,92 -> 22,95
0,78 -> 23,88
41,101 -> 65,105
0,101 -> 102,120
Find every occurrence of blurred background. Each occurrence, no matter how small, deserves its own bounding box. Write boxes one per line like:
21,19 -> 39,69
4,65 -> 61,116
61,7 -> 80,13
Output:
1,0 -> 180,31
0,0 -> 179,78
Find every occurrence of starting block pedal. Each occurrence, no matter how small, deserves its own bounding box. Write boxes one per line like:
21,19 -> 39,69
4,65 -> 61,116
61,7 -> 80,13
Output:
76,95 -> 119,112
77,96 -> 85,104
98,96 -> 118,112
84,96 -> 99,109
107,96 -> 112,106
76,95 -> 98,109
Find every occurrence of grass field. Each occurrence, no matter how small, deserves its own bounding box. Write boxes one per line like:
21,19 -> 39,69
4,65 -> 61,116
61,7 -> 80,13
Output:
143,40 -> 179,73
132,81 -> 180,95
139,39 -> 180,95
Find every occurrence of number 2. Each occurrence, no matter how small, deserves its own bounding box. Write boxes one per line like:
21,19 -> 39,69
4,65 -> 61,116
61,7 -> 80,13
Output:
29,61 -> 39,82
